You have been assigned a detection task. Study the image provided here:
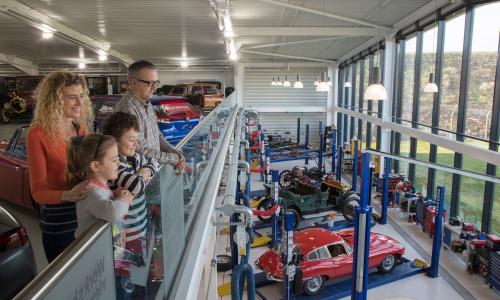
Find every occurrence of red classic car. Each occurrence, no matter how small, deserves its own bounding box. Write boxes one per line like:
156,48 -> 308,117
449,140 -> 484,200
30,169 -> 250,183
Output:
0,126 -> 36,210
255,227 -> 405,295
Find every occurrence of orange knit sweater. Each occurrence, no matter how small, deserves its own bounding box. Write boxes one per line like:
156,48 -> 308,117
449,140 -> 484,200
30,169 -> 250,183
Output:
27,126 -> 84,204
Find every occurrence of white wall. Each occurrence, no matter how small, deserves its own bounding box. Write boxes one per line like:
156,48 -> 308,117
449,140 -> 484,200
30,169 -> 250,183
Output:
157,70 -> 234,88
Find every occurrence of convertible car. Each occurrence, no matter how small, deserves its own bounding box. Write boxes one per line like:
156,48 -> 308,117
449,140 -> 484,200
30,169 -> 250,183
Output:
257,178 -> 360,226
255,227 -> 405,295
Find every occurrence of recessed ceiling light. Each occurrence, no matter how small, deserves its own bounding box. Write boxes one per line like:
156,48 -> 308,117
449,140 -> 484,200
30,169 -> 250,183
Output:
78,62 -> 86,69
180,61 -> 188,68
98,51 -> 108,61
42,30 -> 53,39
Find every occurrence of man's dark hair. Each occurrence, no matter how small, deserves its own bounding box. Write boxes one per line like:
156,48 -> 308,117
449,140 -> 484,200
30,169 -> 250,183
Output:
128,60 -> 157,78
102,111 -> 140,140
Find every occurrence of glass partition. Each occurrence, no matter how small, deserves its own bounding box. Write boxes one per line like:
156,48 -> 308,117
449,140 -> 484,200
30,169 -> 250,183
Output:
111,95 -> 237,298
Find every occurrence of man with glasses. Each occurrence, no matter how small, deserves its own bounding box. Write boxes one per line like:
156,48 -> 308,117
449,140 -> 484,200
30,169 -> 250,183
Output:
114,60 -> 185,173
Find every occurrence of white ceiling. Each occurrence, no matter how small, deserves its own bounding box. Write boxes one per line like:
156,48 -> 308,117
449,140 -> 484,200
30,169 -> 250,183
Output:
0,0 -> 435,75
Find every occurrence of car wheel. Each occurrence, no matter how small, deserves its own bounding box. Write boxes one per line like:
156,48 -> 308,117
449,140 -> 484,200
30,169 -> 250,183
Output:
287,208 -> 301,229
256,198 -> 274,222
216,255 -> 232,272
0,109 -> 9,123
342,194 -> 360,221
377,255 -> 396,273
279,170 -> 292,187
303,275 -> 325,295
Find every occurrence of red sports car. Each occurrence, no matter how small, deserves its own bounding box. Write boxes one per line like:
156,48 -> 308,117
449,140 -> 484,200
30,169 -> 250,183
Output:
255,227 -> 405,295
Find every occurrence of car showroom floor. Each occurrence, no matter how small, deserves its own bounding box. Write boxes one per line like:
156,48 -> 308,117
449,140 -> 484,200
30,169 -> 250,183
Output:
215,160 -> 497,300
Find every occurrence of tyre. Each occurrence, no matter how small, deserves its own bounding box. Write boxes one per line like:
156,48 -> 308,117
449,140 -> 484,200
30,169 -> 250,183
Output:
279,170 -> 292,187
0,109 -> 9,123
377,255 -> 396,273
256,198 -> 274,222
303,275 -> 325,295
342,194 -> 360,221
216,255 -> 232,272
287,207 -> 301,229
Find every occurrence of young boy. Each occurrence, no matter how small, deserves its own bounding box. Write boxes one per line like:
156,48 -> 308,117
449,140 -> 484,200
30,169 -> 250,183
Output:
102,111 -> 160,255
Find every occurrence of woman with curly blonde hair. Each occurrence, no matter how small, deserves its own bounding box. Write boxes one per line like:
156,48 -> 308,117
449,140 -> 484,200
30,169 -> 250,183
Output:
27,72 -> 94,262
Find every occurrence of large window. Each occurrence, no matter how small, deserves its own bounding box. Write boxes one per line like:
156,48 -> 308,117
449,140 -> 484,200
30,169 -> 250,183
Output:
401,36 -> 417,124
362,57 -> 370,113
435,170 -> 453,213
419,26 -> 437,127
459,177 -> 485,230
465,3 -> 500,140
493,183 -> 500,234
440,13 -> 465,133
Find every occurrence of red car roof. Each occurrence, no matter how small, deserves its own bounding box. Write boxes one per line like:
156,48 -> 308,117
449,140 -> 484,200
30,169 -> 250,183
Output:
294,228 -> 344,255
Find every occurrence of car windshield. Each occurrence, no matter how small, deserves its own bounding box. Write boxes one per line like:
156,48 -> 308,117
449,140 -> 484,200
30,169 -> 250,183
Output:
203,86 -> 218,95
172,86 -> 185,94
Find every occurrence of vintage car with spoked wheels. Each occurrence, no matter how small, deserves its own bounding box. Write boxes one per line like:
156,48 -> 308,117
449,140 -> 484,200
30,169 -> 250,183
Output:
255,227 -> 405,295
256,178 -> 361,227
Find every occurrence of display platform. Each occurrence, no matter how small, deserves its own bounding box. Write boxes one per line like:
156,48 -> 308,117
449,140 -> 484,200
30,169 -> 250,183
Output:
253,258 -> 425,300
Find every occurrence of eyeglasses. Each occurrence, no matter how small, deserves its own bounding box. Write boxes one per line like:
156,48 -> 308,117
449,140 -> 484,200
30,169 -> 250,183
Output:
135,78 -> 160,87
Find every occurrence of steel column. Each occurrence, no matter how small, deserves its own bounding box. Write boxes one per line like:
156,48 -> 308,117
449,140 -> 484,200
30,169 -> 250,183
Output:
380,157 -> 390,224
305,124 -> 310,164
353,139 -> 359,192
427,186 -> 445,278
271,170 -> 280,247
351,152 -> 372,300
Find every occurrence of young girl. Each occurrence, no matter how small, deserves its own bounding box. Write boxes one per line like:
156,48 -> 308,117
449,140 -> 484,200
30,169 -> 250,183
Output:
102,112 -> 160,254
65,134 -> 133,238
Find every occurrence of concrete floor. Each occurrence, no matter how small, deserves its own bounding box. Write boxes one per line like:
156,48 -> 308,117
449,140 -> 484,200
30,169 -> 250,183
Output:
215,158 -> 499,300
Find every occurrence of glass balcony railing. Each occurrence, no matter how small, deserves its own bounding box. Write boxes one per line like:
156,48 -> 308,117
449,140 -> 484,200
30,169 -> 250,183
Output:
14,94 -> 238,300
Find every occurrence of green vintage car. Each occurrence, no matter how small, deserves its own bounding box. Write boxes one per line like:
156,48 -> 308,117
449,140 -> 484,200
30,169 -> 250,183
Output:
257,178 -> 360,227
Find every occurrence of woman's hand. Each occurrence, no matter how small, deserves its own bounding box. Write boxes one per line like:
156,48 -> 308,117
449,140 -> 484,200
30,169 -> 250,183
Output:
115,188 -> 133,204
60,181 -> 92,202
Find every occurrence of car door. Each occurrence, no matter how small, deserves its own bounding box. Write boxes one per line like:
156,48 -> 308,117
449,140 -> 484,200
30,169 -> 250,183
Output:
327,242 -> 353,277
0,127 -> 30,208
302,246 -> 335,279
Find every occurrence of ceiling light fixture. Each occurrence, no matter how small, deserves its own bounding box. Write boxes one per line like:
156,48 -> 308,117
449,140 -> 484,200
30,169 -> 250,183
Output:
364,66 -> 387,100
181,61 -> 188,68
224,30 -> 234,38
271,77 -> 277,86
316,72 -> 329,92
364,0 -> 387,101
314,77 -> 319,86
229,52 -> 238,60
42,30 -> 53,39
78,62 -> 86,69
424,6 -> 439,93
283,75 -> 291,87
276,76 -> 283,86
294,74 -> 303,89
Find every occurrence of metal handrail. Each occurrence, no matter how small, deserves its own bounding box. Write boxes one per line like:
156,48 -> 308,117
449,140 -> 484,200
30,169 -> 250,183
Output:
167,106 -> 239,299
13,220 -> 110,300
175,95 -> 235,150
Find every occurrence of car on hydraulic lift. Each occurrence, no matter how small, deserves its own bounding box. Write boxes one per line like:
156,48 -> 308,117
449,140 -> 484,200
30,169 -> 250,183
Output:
255,227 -> 405,295
257,178 -> 361,227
